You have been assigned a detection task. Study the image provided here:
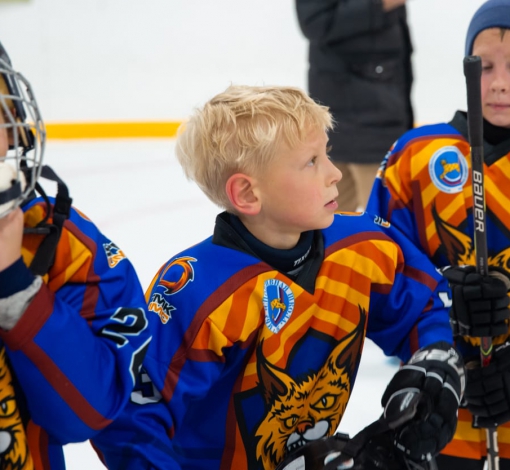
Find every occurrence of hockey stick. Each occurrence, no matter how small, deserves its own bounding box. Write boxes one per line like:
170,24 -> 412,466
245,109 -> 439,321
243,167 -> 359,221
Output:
464,55 -> 499,470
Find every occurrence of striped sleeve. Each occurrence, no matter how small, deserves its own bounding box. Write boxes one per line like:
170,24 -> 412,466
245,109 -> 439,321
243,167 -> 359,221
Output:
0,200 -> 151,443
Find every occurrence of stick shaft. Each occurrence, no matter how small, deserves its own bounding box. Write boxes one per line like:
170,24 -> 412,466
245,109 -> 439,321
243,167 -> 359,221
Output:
464,55 -> 498,470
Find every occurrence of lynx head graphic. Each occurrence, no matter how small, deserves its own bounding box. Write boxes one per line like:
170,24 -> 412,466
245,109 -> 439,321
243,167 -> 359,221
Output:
0,346 -> 32,469
254,310 -> 366,470
432,204 -> 474,266
432,205 -> 510,346
432,203 -> 510,271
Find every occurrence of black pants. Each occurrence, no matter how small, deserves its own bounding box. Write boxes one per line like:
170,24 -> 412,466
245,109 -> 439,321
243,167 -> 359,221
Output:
437,454 -> 510,470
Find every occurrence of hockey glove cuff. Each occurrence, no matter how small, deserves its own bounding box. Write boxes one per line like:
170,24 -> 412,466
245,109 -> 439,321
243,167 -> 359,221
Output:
465,340 -> 510,427
442,265 -> 510,337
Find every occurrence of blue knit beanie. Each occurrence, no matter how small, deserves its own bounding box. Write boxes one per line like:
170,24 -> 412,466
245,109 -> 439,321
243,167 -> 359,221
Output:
465,0 -> 510,55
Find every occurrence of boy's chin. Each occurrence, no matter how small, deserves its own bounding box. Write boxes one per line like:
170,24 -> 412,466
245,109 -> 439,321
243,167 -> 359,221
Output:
314,214 -> 336,230
485,114 -> 510,129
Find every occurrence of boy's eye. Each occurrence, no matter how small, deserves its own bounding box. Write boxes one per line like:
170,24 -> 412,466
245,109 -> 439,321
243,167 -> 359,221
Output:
307,156 -> 317,167
326,145 -> 333,160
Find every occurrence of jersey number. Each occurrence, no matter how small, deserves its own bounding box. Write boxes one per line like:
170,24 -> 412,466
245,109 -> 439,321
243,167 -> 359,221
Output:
99,307 -> 150,384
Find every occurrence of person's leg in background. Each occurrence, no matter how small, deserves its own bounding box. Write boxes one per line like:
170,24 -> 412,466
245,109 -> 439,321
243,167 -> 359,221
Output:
333,161 -> 379,212
332,161 -> 358,212
349,163 -> 380,211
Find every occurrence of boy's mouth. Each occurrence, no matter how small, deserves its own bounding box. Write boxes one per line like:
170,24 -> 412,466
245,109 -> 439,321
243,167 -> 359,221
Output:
325,199 -> 338,209
488,102 -> 510,110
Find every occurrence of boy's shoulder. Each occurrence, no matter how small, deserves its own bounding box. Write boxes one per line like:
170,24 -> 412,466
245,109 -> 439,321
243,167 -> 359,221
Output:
324,211 -> 391,242
325,212 -> 443,277
23,196 -> 109,244
391,118 -> 463,155
151,234 -> 270,298
325,211 -> 420,253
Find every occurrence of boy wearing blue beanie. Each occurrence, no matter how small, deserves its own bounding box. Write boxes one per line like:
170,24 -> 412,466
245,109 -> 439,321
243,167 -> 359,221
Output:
367,0 -> 510,469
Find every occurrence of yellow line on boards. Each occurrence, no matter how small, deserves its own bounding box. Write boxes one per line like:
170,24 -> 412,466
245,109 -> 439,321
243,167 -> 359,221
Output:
44,120 -> 425,140
45,121 -> 182,139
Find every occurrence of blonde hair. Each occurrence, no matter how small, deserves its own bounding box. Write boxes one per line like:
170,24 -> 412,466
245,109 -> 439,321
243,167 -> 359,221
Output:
175,84 -> 333,211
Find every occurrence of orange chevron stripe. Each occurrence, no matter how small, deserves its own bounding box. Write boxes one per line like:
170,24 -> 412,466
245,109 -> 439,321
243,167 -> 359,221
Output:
441,408 -> 510,459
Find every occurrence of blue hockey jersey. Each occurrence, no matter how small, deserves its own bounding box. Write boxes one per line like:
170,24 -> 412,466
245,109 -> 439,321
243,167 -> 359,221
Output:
0,196 -> 151,469
366,110 -> 510,461
93,211 -> 452,470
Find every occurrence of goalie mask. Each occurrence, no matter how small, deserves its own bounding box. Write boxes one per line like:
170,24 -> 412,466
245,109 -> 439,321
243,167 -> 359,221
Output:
0,41 -> 45,218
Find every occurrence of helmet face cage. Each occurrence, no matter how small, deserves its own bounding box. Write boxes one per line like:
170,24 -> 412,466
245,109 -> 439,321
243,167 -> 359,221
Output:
0,50 -> 45,218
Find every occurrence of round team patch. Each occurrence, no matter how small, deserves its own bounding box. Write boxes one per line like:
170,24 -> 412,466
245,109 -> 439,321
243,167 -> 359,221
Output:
429,146 -> 468,194
263,279 -> 295,334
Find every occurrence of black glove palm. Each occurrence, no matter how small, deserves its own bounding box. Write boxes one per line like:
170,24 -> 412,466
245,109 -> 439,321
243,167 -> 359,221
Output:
381,342 -> 465,462
442,265 -> 510,337
465,340 -> 510,427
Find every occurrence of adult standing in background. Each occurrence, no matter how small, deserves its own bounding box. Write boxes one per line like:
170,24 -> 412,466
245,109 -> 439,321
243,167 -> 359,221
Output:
296,0 -> 414,212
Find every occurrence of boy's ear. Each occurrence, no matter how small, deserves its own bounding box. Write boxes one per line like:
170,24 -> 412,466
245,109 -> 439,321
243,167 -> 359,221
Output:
225,173 -> 261,215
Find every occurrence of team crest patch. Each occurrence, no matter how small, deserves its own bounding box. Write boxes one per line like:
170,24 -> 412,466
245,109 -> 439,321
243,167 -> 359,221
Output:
103,241 -> 127,268
263,279 -> 295,334
429,146 -> 468,194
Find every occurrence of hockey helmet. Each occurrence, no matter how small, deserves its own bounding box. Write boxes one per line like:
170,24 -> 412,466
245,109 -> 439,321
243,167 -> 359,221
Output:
0,41 -> 45,218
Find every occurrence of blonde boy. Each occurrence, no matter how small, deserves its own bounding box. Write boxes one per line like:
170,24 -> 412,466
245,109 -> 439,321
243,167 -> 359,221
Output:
94,85 -> 464,470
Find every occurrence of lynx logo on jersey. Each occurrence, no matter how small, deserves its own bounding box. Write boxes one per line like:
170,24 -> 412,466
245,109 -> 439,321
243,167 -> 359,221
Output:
236,309 -> 366,470
0,346 -> 33,469
263,279 -> 295,334
429,146 -> 468,194
103,241 -> 127,268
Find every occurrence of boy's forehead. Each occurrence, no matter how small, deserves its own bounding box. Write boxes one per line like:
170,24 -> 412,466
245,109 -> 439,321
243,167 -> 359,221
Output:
279,128 -> 328,154
473,27 -> 510,51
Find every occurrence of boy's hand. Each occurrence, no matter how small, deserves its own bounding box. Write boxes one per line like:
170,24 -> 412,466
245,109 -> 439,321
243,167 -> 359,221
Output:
465,341 -> 510,428
0,207 -> 24,272
442,265 -> 510,337
381,342 -> 465,462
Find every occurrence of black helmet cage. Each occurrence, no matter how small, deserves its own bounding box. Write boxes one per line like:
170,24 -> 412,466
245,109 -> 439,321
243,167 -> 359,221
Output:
0,43 -> 44,218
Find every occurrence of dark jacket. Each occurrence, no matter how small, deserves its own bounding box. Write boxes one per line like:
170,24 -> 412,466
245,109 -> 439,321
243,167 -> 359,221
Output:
296,0 -> 414,164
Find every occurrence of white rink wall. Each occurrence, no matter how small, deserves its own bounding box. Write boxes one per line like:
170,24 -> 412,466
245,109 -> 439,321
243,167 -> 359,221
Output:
0,0 -> 487,125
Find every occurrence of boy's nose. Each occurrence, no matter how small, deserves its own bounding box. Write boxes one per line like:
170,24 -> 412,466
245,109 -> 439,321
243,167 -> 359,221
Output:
329,160 -> 342,185
491,71 -> 510,93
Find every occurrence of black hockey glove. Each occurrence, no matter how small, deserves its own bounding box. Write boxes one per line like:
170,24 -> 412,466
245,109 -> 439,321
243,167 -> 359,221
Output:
342,428 -> 438,470
381,342 -> 465,462
274,427 -> 438,470
464,340 -> 510,427
442,265 -> 510,337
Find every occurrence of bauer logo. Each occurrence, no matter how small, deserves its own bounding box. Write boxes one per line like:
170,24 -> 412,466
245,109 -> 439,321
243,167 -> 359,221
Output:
429,146 -> 468,194
263,279 -> 295,334
103,241 -> 127,268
